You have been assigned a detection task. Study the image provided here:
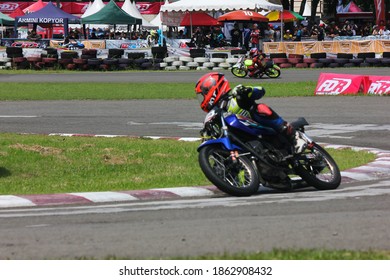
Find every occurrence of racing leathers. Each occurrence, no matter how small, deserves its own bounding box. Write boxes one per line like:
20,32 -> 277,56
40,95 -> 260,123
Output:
227,84 -> 306,154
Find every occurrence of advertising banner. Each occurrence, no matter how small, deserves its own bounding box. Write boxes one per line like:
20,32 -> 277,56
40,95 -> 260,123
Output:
365,75 -> 390,95
0,1 -> 162,15
263,40 -> 390,55
374,0 -> 386,26
315,73 -> 366,95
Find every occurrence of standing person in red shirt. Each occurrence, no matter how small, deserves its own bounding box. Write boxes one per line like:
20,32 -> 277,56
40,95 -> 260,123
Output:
250,23 -> 261,50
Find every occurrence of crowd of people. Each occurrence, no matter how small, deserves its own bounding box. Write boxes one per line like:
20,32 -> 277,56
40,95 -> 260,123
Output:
185,19 -> 390,49
2,17 -> 389,50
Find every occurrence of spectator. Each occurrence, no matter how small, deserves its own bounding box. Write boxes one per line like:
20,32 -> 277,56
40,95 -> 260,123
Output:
274,25 -> 281,41
191,27 -> 205,48
216,28 -> 226,47
317,23 -> 325,41
27,30 -> 41,41
176,29 -> 185,39
383,26 -> 390,36
249,23 -> 261,50
283,29 -> 293,41
242,23 -> 251,50
378,20 -> 386,31
230,23 -> 242,47
264,24 -> 275,42
293,25 -> 303,41
341,21 -> 353,36
372,25 -> 383,36
146,30 -> 158,46
362,23 -> 371,36
328,24 -> 340,39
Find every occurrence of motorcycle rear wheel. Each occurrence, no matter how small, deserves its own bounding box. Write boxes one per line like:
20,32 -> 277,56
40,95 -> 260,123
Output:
265,68 -> 281,78
295,143 -> 341,190
231,67 -> 248,78
198,145 -> 259,196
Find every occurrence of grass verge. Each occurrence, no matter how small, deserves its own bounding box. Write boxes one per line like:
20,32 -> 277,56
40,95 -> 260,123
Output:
0,133 -> 376,195
179,248 -> 390,260
0,81 -> 318,100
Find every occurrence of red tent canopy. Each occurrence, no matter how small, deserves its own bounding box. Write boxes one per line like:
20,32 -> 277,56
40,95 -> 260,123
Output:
9,6 -> 24,18
23,0 -> 47,14
180,12 -> 220,26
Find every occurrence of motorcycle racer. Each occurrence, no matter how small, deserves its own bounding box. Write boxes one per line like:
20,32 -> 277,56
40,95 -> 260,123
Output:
247,48 -> 266,78
195,72 -> 306,154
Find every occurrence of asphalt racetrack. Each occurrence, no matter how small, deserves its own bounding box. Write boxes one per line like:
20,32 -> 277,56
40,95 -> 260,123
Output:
0,68 -> 389,260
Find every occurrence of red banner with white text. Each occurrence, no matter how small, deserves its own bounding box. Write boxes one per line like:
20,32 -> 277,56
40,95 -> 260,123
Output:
315,73 -> 366,95
374,0 -> 386,26
365,76 -> 390,95
315,73 -> 390,95
0,1 -> 162,15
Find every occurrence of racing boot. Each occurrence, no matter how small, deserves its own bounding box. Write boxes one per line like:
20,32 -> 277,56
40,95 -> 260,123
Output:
281,122 -> 307,154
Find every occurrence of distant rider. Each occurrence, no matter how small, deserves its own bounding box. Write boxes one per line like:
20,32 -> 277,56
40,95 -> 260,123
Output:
247,48 -> 266,78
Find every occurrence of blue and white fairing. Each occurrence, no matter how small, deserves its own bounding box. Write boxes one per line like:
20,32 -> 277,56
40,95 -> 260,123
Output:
225,114 -> 277,136
197,113 -> 277,151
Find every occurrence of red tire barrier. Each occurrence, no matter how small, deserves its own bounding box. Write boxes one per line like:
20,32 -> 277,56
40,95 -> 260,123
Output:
279,63 -> 293,68
295,63 -> 309,68
272,58 -> 288,64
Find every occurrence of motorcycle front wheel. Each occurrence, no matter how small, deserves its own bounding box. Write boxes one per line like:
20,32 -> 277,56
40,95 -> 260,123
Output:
295,143 -> 341,190
231,67 -> 248,78
198,145 -> 259,196
265,68 -> 281,78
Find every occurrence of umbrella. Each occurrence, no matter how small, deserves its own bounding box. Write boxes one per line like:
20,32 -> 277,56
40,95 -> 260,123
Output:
180,12 -> 220,26
217,10 -> 269,23
266,10 -> 304,22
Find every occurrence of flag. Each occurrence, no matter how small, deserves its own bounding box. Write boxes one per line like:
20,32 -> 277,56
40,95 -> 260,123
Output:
374,0 -> 386,26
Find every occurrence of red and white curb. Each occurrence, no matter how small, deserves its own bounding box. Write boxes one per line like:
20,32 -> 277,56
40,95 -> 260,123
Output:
1,134 -> 389,208
0,186 -> 221,209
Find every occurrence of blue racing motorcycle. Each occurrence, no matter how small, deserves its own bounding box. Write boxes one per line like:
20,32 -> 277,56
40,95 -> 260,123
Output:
197,95 -> 341,196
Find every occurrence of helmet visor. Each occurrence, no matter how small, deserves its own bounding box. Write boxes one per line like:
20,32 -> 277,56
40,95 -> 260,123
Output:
197,92 -> 205,105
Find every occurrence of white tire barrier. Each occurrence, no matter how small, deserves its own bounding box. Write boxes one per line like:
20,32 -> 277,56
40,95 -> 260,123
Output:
218,62 -> 231,69
164,56 -> 179,63
226,57 -> 239,64
194,57 -> 209,63
179,56 -> 193,63
171,60 -> 183,67
165,66 -> 177,71
203,62 -> 215,68
159,62 -> 168,68
187,62 -> 199,68
210,58 -> 225,63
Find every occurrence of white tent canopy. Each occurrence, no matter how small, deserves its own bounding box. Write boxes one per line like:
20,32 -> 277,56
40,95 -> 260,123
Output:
303,2 -> 311,17
81,0 -> 105,18
150,14 -> 162,28
121,0 -> 157,27
160,0 -> 283,13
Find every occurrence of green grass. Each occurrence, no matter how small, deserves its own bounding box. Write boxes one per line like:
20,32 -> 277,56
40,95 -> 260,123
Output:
0,81 -> 317,100
182,248 -> 390,260
0,133 -> 376,195
102,248 -> 390,260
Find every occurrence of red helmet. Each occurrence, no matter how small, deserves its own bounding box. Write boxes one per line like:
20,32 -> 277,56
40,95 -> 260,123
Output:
195,72 -> 231,112
249,48 -> 260,58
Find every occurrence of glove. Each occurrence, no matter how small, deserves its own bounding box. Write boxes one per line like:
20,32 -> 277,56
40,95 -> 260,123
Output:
230,85 -> 252,97
229,85 -> 243,97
